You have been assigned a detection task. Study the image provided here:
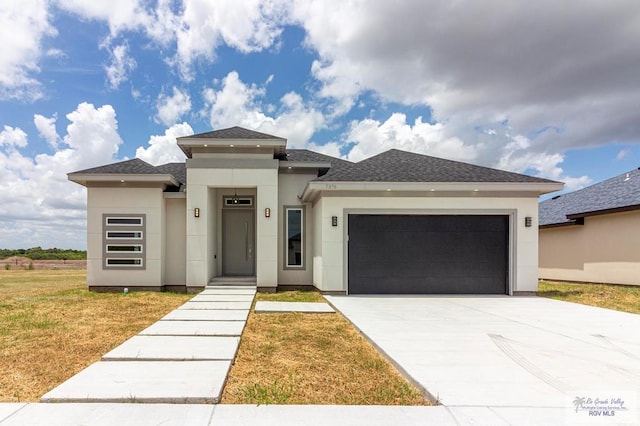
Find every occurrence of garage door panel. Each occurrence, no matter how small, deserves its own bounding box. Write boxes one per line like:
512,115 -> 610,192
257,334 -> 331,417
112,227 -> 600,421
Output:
348,214 -> 508,294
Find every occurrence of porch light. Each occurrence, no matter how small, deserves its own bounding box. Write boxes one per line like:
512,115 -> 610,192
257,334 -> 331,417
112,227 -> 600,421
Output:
265,208 -> 271,218
332,216 -> 338,227
194,208 -> 200,218
525,216 -> 532,227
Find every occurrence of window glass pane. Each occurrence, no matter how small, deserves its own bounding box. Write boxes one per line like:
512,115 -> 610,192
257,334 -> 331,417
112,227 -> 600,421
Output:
106,217 -> 142,225
107,245 -> 142,252
107,231 -> 142,239
106,258 -> 142,266
287,209 -> 303,266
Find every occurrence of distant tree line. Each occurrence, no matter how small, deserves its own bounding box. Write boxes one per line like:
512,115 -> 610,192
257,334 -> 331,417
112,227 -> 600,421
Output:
0,247 -> 86,260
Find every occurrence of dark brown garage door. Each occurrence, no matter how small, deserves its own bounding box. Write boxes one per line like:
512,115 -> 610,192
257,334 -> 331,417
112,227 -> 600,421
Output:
348,214 -> 509,294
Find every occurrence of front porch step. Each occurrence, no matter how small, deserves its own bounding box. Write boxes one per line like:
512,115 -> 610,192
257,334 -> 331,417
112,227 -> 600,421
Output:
208,276 -> 256,287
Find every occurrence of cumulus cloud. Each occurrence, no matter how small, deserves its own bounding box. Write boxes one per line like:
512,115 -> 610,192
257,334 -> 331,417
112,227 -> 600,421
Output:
203,71 -> 324,146
345,113 -> 476,163
156,87 -> 192,126
55,0 -> 150,35
0,0 -> 56,100
34,113 -> 59,148
105,43 -> 136,89
290,0 -> 640,181
0,102 -> 124,248
147,0 -> 289,79
0,126 -> 28,149
135,122 -> 192,165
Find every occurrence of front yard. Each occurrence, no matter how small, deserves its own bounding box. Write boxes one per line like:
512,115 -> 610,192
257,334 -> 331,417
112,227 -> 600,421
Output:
538,280 -> 640,314
0,270 -> 191,401
221,291 -> 428,405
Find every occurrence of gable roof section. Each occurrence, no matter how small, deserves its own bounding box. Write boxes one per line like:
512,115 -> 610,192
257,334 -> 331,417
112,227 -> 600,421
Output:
539,168 -> 640,227
68,158 -> 180,188
187,126 -> 286,140
315,149 -> 556,183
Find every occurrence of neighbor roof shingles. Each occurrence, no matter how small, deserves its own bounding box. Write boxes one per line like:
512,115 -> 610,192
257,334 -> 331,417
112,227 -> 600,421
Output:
539,168 -> 640,226
314,149 -> 556,183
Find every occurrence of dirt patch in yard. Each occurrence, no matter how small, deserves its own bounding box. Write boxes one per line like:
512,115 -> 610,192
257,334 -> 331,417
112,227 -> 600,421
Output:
221,292 -> 428,405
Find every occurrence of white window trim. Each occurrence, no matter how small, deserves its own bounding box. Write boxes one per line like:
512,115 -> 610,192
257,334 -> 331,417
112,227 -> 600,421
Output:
105,231 -> 143,240
285,206 -> 304,269
106,244 -> 144,254
105,258 -> 144,267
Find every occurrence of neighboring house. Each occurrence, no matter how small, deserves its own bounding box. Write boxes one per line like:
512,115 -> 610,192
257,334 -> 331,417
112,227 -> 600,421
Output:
68,126 -> 561,295
539,168 -> 640,286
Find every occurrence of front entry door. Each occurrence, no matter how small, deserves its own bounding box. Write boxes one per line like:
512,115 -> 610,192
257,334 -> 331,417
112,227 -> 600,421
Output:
222,209 -> 255,276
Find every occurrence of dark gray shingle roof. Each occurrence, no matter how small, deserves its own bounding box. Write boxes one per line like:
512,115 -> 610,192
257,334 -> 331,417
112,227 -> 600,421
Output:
71,158 -> 162,175
156,163 -> 186,185
284,149 -> 353,177
188,126 -> 285,140
539,168 -> 640,226
314,149 -> 556,183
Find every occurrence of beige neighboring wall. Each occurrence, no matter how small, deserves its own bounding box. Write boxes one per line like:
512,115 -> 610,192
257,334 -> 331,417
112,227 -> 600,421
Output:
164,197 -> 186,286
539,210 -> 640,285
87,186 -> 164,288
312,195 -> 540,294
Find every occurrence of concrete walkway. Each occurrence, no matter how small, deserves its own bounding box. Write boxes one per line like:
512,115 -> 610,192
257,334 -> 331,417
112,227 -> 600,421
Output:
40,286 -> 255,404
0,402 -> 566,425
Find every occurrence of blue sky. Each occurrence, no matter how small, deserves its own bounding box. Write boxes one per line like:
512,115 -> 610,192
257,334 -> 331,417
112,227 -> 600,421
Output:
1,1 -> 640,249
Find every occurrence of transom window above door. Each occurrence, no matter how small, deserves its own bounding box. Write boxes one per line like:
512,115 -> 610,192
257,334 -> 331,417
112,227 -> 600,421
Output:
223,196 -> 253,207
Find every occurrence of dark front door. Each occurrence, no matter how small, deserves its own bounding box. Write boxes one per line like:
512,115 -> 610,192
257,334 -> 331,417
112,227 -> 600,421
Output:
348,214 -> 509,294
222,209 -> 255,276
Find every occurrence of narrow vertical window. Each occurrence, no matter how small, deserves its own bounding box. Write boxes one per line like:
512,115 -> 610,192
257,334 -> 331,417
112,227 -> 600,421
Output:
286,207 -> 304,268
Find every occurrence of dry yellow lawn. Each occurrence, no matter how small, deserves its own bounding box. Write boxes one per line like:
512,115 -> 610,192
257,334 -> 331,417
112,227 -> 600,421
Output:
538,280 -> 640,314
0,269 -> 191,402
222,292 -> 428,405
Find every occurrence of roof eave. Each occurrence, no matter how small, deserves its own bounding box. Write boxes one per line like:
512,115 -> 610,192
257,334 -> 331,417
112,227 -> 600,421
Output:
300,181 -> 564,201
67,173 -> 179,187
177,137 -> 287,158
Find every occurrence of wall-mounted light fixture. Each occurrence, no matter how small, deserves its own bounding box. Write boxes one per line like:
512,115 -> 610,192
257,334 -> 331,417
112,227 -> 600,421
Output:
265,208 -> 271,218
525,216 -> 532,227
332,216 -> 338,227
194,208 -> 200,218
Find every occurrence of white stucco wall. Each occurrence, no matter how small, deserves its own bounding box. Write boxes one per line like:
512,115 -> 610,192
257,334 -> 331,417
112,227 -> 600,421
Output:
86,186 -> 165,288
164,197 -> 186,286
186,164 -> 279,290
312,195 -> 540,293
539,210 -> 640,285
277,172 -> 315,285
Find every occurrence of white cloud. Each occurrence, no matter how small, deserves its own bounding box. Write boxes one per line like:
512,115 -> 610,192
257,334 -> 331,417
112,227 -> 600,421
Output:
0,102 -> 124,248
0,0 -> 56,100
203,71 -> 325,146
55,0 -> 150,35
34,113 -> 59,148
290,0 -> 640,180
148,0 -> 289,79
156,87 -> 192,126
0,126 -> 28,149
105,43 -> 136,89
345,113 -> 476,163
135,122 -> 192,165
616,149 -> 630,161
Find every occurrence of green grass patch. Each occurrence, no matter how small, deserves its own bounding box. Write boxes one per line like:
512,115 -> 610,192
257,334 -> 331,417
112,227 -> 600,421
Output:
538,280 -> 640,314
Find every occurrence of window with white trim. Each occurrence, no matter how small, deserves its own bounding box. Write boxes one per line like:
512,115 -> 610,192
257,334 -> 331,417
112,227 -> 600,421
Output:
103,214 -> 145,269
285,207 -> 304,268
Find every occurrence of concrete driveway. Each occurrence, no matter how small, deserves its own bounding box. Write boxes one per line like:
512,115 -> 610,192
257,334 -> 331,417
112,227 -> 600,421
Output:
325,296 -> 640,410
